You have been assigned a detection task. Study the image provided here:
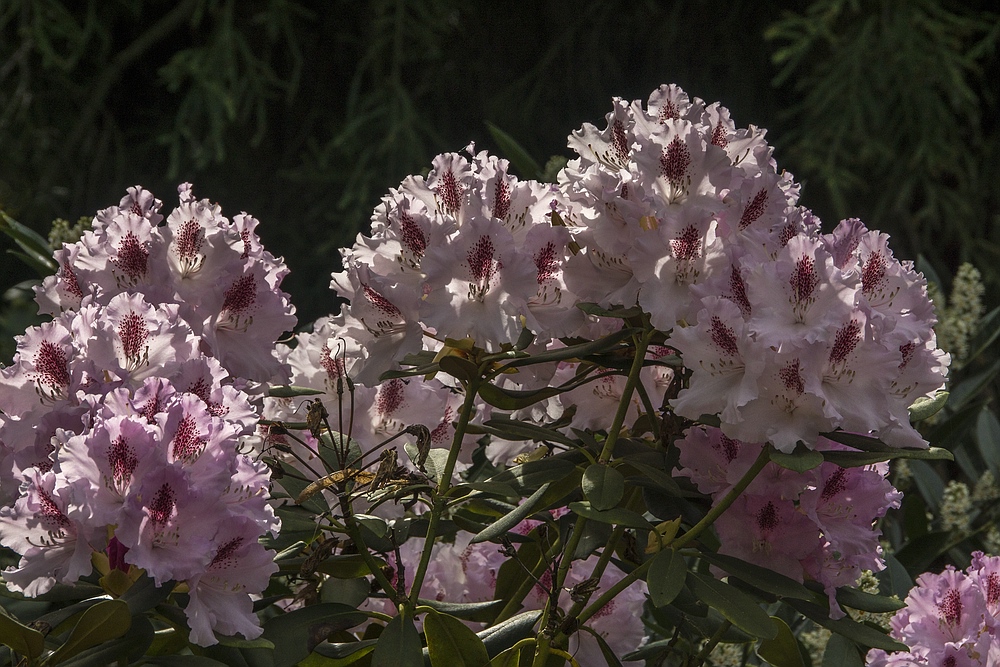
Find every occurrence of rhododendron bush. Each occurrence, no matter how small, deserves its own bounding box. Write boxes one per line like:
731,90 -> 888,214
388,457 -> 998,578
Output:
0,85 -> 960,666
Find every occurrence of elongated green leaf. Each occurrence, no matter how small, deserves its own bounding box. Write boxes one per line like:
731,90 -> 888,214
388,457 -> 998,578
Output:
976,406 -> 1000,476
47,599 -> 131,665
576,303 -> 644,319
687,572 -> 777,640
835,587 -> 904,614
56,614 -> 153,667
481,418 -> 579,448
478,383 -> 566,411
697,553 -> 816,601
822,634 -> 864,667
568,501 -> 654,530
143,658 -> 231,666
488,458 -> 576,493
263,603 -> 368,667
770,448 -> 824,472
120,572 -> 174,613
820,447 -> 953,468
498,328 -> 638,370
472,483 -> 552,543
908,391 -> 949,422
485,121 -> 542,179
312,638 -> 379,661
966,304 -> 1000,363
785,599 -> 907,651
424,608 -> 491,667
268,385 -> 325,397
582,464 -> 625,511
477,610 -> 542,657
577,625 -> 624,667
418,599 -> 504,623
371,614 -> 423,667
0,607 -> 45,661
756,616 -> 803,667
621,457 -> 683,495
439,355 -> 480,383
819,431 -> 894,452
647,549 -> 687,607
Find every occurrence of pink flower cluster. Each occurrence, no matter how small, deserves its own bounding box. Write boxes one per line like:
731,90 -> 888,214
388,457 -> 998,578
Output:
0,185 -> 294,645
676,427 -> 902,617
867,553 -> 1000,666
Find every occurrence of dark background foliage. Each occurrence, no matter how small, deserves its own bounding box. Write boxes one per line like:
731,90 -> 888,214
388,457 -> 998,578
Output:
1,0 -> 997,330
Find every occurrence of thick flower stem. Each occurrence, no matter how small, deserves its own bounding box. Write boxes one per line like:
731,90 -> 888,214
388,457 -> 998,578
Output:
339,495 -> 397,601
596,326 -> 654,464
407,374 -> 482,606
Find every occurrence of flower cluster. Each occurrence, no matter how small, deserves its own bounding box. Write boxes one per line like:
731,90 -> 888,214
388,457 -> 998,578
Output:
0,185 -> 294,645
866,552 -> 1000,666
676,427 -> 902,616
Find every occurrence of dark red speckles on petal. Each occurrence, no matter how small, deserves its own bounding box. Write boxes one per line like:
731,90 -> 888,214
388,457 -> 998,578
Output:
778,358 -> 805,396
611,119 -> 629,163
320,344 -> 346,382
112,231 -> 149,281
467,235 -> 497,285
659,137 -> 691,189
439,170 -> 463,216
398,210 -> 428,257
37,488 -> 71,528
148,483 -> 175,525
715,434 -> 741,462
240,228 -> 251,259
778,224 -> 797,248
755,501 -> 778,535
172,414 -> 206,461
938,588 -> 963,626
175,219 -> 204,258
431,406 -> 453,444
710,316 -> 740,357
729,266 -> 752,319
33,341 -> 70,389
739,189 -> 769,230
108,435 -> 138,482
670,225 -> 702,262
376,378 -> 405,417
790,257 -> 819,304
710,122 -> 728,148
658,101 -> 679,123
821,468 -> 848,501
60,263 -> 84,299
118,311 -> 148,366
210,536 -> 245,569
533,242 -> 558,285
222,275 -> 257,314
362,283 -> 401,317
986,572 -> 1000,606
829,319 -> 862,365
493,177 -> 511,220
862,251 -> 888,296
898,342 -> 916,371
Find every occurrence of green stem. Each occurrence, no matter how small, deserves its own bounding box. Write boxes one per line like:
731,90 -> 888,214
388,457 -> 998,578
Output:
408,375 -> 481,605
495,534 -> 563,624
596,327 -> 653,463
694,619 -> 731,666
339,495 -> 397,601
530,634 -> 552,667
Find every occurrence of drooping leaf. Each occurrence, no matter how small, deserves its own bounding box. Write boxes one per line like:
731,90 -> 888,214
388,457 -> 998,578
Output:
576,303 -> 645,319
480,418 -> 579,448
835,586 -> 905,614
769,447 -> 824,472
268,385 -> 325,398
497,328 -> 638,370
423,608 -> 491,667
0,607 -> 45,662
976,406 -> 1000,477
697,553 -> 816,601
478,383 -> 567,411
46,599 -> 131,665
821,634 -> 864,667
262,603 -> 368,667
371,614 -> 423,667
646,549 -> 687,608
439,355 -> 480,384
488,458 -> 576,493
785,599 -> 907,651
485,121 -> 542,179
582,464 -> 625,511
418,599 -> 504,623
908,391 -> 949,422
756,616 -> 804,667
476,610 -> 542,657
577,625 -> 624,667
471,483 -> 552,544
819,447 -> 953,468
686,572 -> 777,640
567,501 -> 654,531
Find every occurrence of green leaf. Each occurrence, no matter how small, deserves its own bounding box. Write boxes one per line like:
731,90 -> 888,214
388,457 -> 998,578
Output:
756,616 -> 804,667
47,599 -> 131,665
646,549 -> 687,608
478,383 -> 566,411
476,610 -> 541,657
497,328 -> 638,370
822,634 -> 864,667
262,603 -> 368,667
268,385 -> 325,398
488,458 -> 576,493
424,608 -> 491,667
471,483 -> 552,544
620,457 -> 683,495
120,572 -> 174,613
686,572 -> 777,640
439,355 -> 480,384
480,418 -> 579,448
582,464 -> 625,511
835,587 -> 904,614
371,614 -> 422,667
142,658 -> 231,666
312,638 -> 379,662
908,391 -> 949,422
949,359 -> 1000,411
976,406 -> 1000,477
697,553 -> 816,601
568,501 -> 654,530
819,432 -> 894,452
769,447 -> 824,473
422,448 -> 452,485
417,599 -> 504,623
784,599 -> 907,651
485,121 -> 542,179
0,607 -> 45,662
56,614 -> 153,667
577,625 -> 623,667
820,447 -> 953,468
576,303 -> 645,319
